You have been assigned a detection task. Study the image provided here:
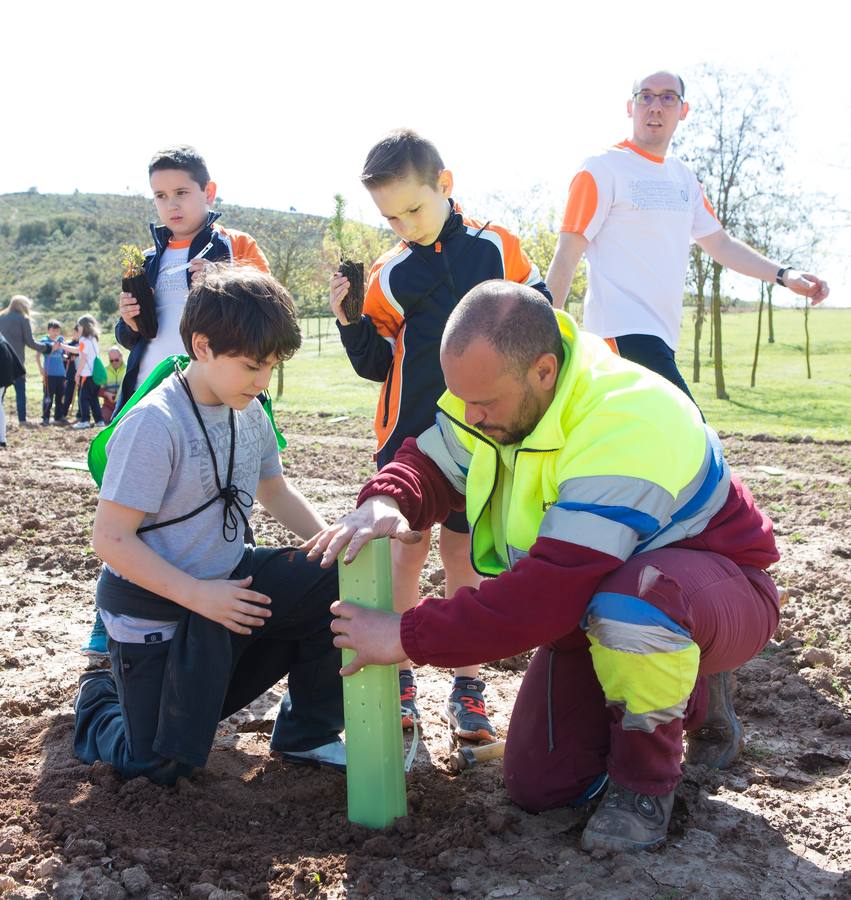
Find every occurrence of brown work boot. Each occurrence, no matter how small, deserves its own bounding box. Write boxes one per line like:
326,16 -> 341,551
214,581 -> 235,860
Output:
685,671 -> 743,769
580,780 -> 675,853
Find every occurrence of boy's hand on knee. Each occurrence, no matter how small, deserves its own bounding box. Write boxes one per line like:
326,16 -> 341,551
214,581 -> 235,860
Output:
119,292 -> 141,332
190,575 -> 272,635
329,273 -> 352,325
303,497 -> 422,567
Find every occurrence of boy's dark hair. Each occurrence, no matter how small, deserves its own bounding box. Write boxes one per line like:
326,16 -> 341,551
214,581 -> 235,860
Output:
47,320 -> 61,329
361,129 -> 444,189
180,265 -> 301,363
442,281 -> 564,376
148,145 -> 211,189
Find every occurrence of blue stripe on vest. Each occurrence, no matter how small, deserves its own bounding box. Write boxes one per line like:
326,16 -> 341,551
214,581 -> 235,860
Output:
554,502 -> 660,539
581,591 -> 691,638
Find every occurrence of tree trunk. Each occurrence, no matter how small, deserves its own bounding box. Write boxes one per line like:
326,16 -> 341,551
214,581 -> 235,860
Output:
275,361 -> 284,399
767,289 -> 775,343
711,262 -> 728,400
693,285 -> 705,383
751,283 -> 765,388
804,299 -> 812,379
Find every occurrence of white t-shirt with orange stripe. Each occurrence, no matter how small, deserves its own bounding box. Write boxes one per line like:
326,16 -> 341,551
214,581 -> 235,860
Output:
561,140 -> 721,350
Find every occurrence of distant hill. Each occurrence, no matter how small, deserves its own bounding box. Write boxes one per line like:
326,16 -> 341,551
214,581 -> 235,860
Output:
0,192 -> 393,328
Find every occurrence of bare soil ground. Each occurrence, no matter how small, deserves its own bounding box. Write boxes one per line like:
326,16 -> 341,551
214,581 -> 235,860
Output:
0,418 -> 849,899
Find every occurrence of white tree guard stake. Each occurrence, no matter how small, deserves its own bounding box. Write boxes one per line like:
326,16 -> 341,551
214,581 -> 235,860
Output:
338,538 -> 407,828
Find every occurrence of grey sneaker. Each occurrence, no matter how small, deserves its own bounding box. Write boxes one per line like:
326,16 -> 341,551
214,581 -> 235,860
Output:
276,740 -> 346,773
685,671 -> 743,769
581,780 -> 676,853
443,677 -> 496,743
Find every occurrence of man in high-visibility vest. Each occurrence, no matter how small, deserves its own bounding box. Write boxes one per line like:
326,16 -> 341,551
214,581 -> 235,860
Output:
306,280 -> 780,853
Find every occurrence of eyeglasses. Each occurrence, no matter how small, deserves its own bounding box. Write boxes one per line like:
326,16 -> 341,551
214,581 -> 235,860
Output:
632,90 -> 683,107
108,356 -> 121,362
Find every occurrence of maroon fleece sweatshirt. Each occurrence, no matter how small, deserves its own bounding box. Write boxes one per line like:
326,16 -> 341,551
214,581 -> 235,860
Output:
358,437 -> 779,669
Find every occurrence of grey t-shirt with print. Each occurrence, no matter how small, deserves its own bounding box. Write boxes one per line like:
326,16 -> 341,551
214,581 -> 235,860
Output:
99,372 -> 282,585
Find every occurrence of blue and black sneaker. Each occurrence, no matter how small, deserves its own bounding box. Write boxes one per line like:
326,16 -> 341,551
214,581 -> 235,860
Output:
444,677 -> 497,743
80,610 -> 109,657
399,669 -> 421,730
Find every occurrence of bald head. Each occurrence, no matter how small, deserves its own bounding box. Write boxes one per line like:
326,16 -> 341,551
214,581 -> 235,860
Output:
632,70 -> 685,97
441,281 -> 564,376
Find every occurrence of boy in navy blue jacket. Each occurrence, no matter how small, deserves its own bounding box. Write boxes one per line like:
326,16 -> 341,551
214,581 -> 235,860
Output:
330,129 -> 552,743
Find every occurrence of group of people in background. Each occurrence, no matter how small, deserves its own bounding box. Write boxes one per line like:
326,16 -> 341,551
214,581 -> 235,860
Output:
0,294 -> 126,447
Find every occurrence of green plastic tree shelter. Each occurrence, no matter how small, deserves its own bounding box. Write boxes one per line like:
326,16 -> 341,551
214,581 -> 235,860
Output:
339,538 -> 407,828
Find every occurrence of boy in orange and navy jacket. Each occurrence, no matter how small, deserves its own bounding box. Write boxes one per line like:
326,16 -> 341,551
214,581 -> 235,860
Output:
114,145 -> 269,412
330,129 -> 552,743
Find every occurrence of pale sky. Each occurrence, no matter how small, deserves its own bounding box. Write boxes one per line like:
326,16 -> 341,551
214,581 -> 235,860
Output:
3,1 -> 849,305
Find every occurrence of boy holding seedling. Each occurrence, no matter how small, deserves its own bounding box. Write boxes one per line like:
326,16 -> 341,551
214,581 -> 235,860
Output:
74,266 -> 345,782
330,129 -> 552,742
82,144 -> 269,656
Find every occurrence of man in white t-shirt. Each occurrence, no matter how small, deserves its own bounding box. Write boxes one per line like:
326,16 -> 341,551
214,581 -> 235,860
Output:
546,70 -> 829,403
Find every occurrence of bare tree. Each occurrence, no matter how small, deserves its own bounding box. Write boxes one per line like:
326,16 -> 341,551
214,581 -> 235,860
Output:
485,187 -> 587,318
676,66 -> 787,400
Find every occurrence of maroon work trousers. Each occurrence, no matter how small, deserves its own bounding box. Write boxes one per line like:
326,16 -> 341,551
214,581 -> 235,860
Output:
503,548 -> 779,809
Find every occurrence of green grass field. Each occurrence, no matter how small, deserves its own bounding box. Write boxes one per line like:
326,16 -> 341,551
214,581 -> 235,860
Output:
282,308 -> 850,440
16,308 -> 849,440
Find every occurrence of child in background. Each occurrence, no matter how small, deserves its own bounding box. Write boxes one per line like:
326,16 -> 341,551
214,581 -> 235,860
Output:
99,347 -> 125,424
58,324 -> 81,424
330,129 -> 552,743
70,316 -> 103,430
116,144 -> 269,406
38,320 -> 67,425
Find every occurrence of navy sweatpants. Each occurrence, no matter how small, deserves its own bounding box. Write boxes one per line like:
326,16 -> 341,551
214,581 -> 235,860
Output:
74,548 -> 343,784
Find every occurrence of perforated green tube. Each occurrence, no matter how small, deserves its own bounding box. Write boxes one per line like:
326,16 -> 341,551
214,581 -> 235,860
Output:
339,538 -> 407,828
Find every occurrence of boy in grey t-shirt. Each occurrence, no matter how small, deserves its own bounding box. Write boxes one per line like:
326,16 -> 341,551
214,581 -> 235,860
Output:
74,267 -> 344,783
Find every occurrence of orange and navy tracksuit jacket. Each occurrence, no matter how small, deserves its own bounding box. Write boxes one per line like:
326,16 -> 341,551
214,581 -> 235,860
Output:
338,201 -> 552,467
114,211 -> 269,410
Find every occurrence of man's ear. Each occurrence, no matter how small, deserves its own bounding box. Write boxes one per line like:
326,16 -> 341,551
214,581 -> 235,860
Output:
531,352 -> 559,391
192,333 -> 211,361
627,98 -> 634,119
437,169 -> 454,198
679,101 -> 689,122
205,180 -> 217,205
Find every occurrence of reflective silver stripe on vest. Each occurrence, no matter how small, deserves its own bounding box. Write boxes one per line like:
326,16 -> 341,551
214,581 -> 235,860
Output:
508,546 -> 528,568
416,414 -> 471,496
583,617 -> 693,655
557,474 -> 674,525
539,506 -> 638,560
614,700 -> 690,733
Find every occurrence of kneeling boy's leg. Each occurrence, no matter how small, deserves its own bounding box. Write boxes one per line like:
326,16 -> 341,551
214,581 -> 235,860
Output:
223,548 -> 343,752
74,640 -> 193,784
584,548 -> 779,796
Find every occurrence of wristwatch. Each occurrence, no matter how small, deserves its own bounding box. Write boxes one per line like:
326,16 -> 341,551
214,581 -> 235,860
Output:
776,266 -> 792,286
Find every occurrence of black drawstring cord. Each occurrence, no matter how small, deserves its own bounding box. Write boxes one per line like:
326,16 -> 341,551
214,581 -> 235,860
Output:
139,364 -> 254,544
